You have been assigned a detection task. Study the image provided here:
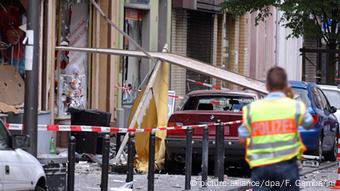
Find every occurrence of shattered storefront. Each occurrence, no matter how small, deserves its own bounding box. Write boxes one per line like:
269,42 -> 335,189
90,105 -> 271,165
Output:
0,0 -> 27,113
122,8 -> 144,105
56,1 -> 89,118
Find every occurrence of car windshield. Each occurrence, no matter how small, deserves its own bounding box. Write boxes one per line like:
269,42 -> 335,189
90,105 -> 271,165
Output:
183,95 -> 254,112
292,88 -> 311,107
0,122 -> 10,149
322,89 -> 340,109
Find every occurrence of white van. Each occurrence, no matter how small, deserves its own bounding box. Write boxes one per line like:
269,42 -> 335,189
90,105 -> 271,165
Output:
0,120 -> 46,191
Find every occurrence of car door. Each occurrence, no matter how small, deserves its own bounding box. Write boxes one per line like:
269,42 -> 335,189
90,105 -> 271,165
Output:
311,87 -> 326,127
0,122 -> 32,191
318,88 -> 338,151
2,150 -> 33,191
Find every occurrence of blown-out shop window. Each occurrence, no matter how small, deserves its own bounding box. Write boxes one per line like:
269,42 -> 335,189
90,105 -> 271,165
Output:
56,0 -> 89,117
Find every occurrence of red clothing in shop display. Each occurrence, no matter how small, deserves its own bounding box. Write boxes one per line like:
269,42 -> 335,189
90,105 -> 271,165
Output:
0,5 -> 25,60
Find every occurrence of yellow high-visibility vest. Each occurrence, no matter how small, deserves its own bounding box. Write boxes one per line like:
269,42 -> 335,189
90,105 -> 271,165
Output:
242,97 -> 306,168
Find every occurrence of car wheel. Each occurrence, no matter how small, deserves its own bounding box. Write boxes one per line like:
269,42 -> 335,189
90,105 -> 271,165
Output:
164,158 -> 184,174
325,132 -> 338,161
34,186 -> 46,191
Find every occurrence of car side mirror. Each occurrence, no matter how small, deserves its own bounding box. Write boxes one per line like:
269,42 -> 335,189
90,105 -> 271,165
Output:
13,135 -> 30,149
330,106 -> 337,114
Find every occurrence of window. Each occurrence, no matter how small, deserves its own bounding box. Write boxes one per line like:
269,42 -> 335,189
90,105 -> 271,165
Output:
311,87 -> 323,109
318,89 -> 330,110
292,88 -> 311,107
0,122 -> 10,150
183,95 -> 254,112
322,89 -> 340,109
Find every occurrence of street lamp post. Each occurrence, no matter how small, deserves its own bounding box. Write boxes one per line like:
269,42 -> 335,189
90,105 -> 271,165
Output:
23,0 -> 40,157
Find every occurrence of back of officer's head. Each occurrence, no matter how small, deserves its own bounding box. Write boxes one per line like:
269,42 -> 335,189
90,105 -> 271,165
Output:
266,67 -> 288,92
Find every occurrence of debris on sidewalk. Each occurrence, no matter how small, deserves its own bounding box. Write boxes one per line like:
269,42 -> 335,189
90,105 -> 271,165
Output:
75,161 -> 101,176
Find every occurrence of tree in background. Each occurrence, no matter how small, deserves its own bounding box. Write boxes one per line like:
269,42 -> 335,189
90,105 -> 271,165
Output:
222,0 -> 340,84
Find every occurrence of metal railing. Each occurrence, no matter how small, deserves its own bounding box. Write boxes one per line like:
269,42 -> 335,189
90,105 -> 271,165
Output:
65,122 -> 229,191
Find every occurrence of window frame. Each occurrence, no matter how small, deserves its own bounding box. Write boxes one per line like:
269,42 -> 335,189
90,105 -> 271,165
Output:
322,89 -> 340,109
318,88 -> 331,111
311,87 -> 323,110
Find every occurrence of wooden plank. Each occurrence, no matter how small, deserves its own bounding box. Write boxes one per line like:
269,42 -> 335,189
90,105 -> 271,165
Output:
56,46 -> 268,94
38,0 -> 44,111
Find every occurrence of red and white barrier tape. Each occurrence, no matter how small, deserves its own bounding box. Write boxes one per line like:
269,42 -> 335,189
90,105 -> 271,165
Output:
187,79 -> 227,90
5,120 -> 243,133
168,95 -> 185,100
331,134 -> 340,189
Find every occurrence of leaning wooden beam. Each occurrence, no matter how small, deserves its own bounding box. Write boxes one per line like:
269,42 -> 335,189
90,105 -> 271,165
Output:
55,46 -> 267,94
112,45 -> 169,164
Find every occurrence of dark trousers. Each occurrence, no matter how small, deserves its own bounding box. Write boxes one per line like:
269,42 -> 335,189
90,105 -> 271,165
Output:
251,158 -> 300,191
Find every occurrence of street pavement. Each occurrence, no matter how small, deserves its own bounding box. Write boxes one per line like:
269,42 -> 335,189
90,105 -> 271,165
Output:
75,161 -> 338,190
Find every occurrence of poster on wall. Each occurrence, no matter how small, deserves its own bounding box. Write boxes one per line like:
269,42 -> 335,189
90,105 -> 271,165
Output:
57,1 -> 88,117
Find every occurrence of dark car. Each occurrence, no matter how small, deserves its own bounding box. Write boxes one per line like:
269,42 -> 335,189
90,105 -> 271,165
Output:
290,81 -> 339,161
165,90 -> 257,173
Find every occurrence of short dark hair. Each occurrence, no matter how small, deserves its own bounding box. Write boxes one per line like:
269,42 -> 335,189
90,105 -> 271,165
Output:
266,67 -> 287,90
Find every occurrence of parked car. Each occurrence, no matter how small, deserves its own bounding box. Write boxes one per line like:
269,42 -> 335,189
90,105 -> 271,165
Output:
165,90 -> 257,173
319,85 -> 340,123
0,120 -> 46,191
290,81 -> 339,161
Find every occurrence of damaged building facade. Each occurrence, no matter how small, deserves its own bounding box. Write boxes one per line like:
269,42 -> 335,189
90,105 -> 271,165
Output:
0,0 -> 171,147
0,0 -> 304,148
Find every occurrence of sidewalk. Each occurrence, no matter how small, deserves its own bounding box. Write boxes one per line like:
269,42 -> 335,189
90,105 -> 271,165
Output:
74,162 -> 338,191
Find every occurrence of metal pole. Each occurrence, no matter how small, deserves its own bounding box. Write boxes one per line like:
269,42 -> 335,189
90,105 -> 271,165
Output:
214,121 -> 219,177
148,132 -> 156,191
24,0 -> 40,157
101,134 -> 110,191
185,127 -> 193,190
116,133 -> 121,154
67,136 -> 76,191
202,126 -> 209,188
216,123 -> 224,181
301,51 -> 306,81
126,132 -> 135,184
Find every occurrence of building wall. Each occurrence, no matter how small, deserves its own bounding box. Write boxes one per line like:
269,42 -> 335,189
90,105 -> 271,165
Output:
226,15 -> 249,89
90,0 -> 124,121
246,8 -> 302,81
170,9 -> 187,97
158,0 -> 171,51
238,15 -> 249,77
140,0 -> 159,80
248,8 -> 276,81
214,14 -> 224,88
276,11 -> 303,81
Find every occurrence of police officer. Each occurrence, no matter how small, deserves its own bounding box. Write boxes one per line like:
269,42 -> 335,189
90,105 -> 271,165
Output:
239,67 -> 313,191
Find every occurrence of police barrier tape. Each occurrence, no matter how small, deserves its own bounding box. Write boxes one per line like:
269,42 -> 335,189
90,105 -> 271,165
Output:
331,134 -> 340,189
168,94 -> 185,100
187,79 -> 226,90
115,84 -> 141,92
4,120 -> 243,133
